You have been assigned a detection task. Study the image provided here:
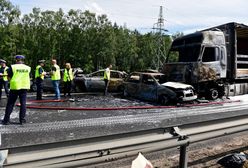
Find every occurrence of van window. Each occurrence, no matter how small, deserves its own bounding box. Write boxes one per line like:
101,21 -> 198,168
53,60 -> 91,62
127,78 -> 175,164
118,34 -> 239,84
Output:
202,47 -> 219,62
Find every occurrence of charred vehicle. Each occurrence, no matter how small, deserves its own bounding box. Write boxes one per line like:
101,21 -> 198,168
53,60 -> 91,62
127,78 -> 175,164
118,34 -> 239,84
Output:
123,72 -> 197,105
74,70 -> 127,92
163,22 -> 248,99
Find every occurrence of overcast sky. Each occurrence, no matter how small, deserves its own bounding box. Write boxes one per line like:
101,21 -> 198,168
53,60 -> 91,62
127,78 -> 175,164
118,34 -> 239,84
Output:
10,0 -> 248,34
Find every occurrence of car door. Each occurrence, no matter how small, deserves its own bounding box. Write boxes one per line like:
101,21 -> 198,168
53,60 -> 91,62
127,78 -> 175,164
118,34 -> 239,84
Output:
109,71 -> 123,91
88,71 -> 105,91
138,74 -> 157,101
43,75 -> 52,91
125,73 -> 140,96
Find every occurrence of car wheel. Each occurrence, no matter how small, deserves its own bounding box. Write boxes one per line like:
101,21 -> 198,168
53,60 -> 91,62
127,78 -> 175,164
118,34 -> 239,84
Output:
206,88 -> 219,100
159,95 -> 169,105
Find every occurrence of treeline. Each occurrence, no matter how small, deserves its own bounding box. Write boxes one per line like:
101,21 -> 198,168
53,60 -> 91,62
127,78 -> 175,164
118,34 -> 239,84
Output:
0,0 -> 175,73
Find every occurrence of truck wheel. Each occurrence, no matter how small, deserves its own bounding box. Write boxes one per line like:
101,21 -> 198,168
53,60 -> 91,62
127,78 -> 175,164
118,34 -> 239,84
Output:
159,95 -> 169,105
206,88 -> 219,100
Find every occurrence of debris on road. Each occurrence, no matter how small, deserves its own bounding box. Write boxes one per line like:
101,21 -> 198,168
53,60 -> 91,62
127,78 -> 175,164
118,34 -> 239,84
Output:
131,153 -> 154,168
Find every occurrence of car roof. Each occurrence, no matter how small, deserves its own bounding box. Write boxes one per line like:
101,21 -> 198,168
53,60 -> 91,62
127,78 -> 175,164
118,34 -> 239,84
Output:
132,72 -> 165,76
89,69 -> 126,74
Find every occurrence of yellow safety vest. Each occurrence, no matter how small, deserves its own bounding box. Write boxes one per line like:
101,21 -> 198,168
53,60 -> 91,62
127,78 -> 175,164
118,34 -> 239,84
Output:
35,65 -> 45,80
63,68 -> 73,82
3,66 -> 8,81
104,68 -> 110,80
10,64 -> 31,90
51,64 -> 61,80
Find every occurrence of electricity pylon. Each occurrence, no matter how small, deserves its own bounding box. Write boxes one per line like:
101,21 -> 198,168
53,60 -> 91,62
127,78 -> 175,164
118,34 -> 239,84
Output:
152,6 -> 168,70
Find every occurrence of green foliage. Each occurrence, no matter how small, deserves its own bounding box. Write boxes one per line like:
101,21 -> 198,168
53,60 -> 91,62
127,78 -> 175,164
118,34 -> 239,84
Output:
0,0 -> 179,73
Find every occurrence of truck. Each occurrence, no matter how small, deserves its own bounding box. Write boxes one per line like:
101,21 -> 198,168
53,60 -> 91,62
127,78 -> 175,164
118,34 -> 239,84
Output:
162,22 -> 248,99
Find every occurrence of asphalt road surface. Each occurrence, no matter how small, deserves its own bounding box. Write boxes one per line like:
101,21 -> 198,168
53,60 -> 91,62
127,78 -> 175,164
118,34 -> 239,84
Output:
0,93 -> 248,149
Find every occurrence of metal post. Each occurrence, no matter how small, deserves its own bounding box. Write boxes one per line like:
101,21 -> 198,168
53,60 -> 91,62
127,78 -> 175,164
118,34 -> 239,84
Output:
179,144 -> 188,168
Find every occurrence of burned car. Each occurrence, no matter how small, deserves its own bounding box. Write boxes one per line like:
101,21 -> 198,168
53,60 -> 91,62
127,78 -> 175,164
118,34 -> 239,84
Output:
73,70 -> 127,92
123,72 -> 197,104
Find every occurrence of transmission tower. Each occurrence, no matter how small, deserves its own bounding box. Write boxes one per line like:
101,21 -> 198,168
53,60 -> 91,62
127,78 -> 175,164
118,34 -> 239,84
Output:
152,6 -> 168,70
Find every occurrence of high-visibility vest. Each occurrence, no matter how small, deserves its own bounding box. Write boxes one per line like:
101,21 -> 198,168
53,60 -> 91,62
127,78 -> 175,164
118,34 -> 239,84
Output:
63,68 -> 73,82
10,64 -> 31,90
51,64 -> 61,80
3,66 -> 8,81
35,65 -> 45,80
104,68 -> 110,80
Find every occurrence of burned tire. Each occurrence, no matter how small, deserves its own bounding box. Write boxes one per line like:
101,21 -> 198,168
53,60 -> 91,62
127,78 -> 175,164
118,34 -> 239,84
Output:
159,95 -> 169,105
206,88 -> 219,100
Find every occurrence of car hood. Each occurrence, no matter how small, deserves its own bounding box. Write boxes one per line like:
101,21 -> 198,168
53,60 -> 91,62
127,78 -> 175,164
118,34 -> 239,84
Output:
161,82 -> 193,89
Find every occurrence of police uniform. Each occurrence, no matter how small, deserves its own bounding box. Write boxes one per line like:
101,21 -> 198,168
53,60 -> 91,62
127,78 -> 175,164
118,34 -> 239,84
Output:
2,55 -> 31,125
0,59 -> 9,99
35,60 -> 46,100
63,68 -> 73,96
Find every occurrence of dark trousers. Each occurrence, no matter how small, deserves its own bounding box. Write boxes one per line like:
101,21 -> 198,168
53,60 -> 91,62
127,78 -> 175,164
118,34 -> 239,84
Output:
64,81 -> 72,96
0,79 -> 9,99
3,89 -> 27,123
36,78 -> 43,100
104,79 -> 109,95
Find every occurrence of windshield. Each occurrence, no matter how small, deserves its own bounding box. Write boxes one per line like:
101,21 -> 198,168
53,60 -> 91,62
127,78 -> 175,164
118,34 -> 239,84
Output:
167,45 -> 201,63
153,75 -> 167,84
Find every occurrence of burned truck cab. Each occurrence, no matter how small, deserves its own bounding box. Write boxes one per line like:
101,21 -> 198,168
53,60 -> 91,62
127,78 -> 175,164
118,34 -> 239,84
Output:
163,30 -> 227,99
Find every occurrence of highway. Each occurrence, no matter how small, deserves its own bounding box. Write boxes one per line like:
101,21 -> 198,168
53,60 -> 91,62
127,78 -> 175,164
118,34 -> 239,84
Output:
0,94 -> 248,149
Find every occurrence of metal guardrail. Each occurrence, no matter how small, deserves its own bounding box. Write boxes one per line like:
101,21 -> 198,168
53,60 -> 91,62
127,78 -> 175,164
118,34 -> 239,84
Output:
1,114 -> 248,168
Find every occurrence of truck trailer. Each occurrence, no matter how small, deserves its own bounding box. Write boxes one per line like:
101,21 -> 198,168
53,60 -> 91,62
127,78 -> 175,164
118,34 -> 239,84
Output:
162,22 -> 248,99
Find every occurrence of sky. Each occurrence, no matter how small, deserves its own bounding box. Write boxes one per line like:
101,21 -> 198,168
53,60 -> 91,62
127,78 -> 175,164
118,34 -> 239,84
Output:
10,0 -> 248,35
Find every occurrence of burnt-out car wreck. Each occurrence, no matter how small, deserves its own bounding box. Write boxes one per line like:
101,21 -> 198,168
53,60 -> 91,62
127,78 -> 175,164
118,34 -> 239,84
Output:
73,70 -> 127,92
123,72 -> 197,105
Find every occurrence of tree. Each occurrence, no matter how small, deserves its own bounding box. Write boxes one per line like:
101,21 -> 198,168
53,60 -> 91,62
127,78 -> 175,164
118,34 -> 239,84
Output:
0,0 -> 179,73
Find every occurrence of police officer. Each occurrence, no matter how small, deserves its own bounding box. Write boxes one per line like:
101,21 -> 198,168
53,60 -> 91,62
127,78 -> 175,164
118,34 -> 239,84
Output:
51,59 -> 61,99
63,63 -> 73,97
103,64 -> 112,95
1,55 -> 31,125
0,59 -> 9,99
35,60 -> 46,100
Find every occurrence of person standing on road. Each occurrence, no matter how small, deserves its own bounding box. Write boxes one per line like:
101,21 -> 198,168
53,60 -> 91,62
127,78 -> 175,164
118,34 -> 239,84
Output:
51,59 -> 61,99
35,60 -> 46,100
63,63 -> 73,97
1,55 -> 31,125
103,64 -> 112,96
0,59 -> 9,99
